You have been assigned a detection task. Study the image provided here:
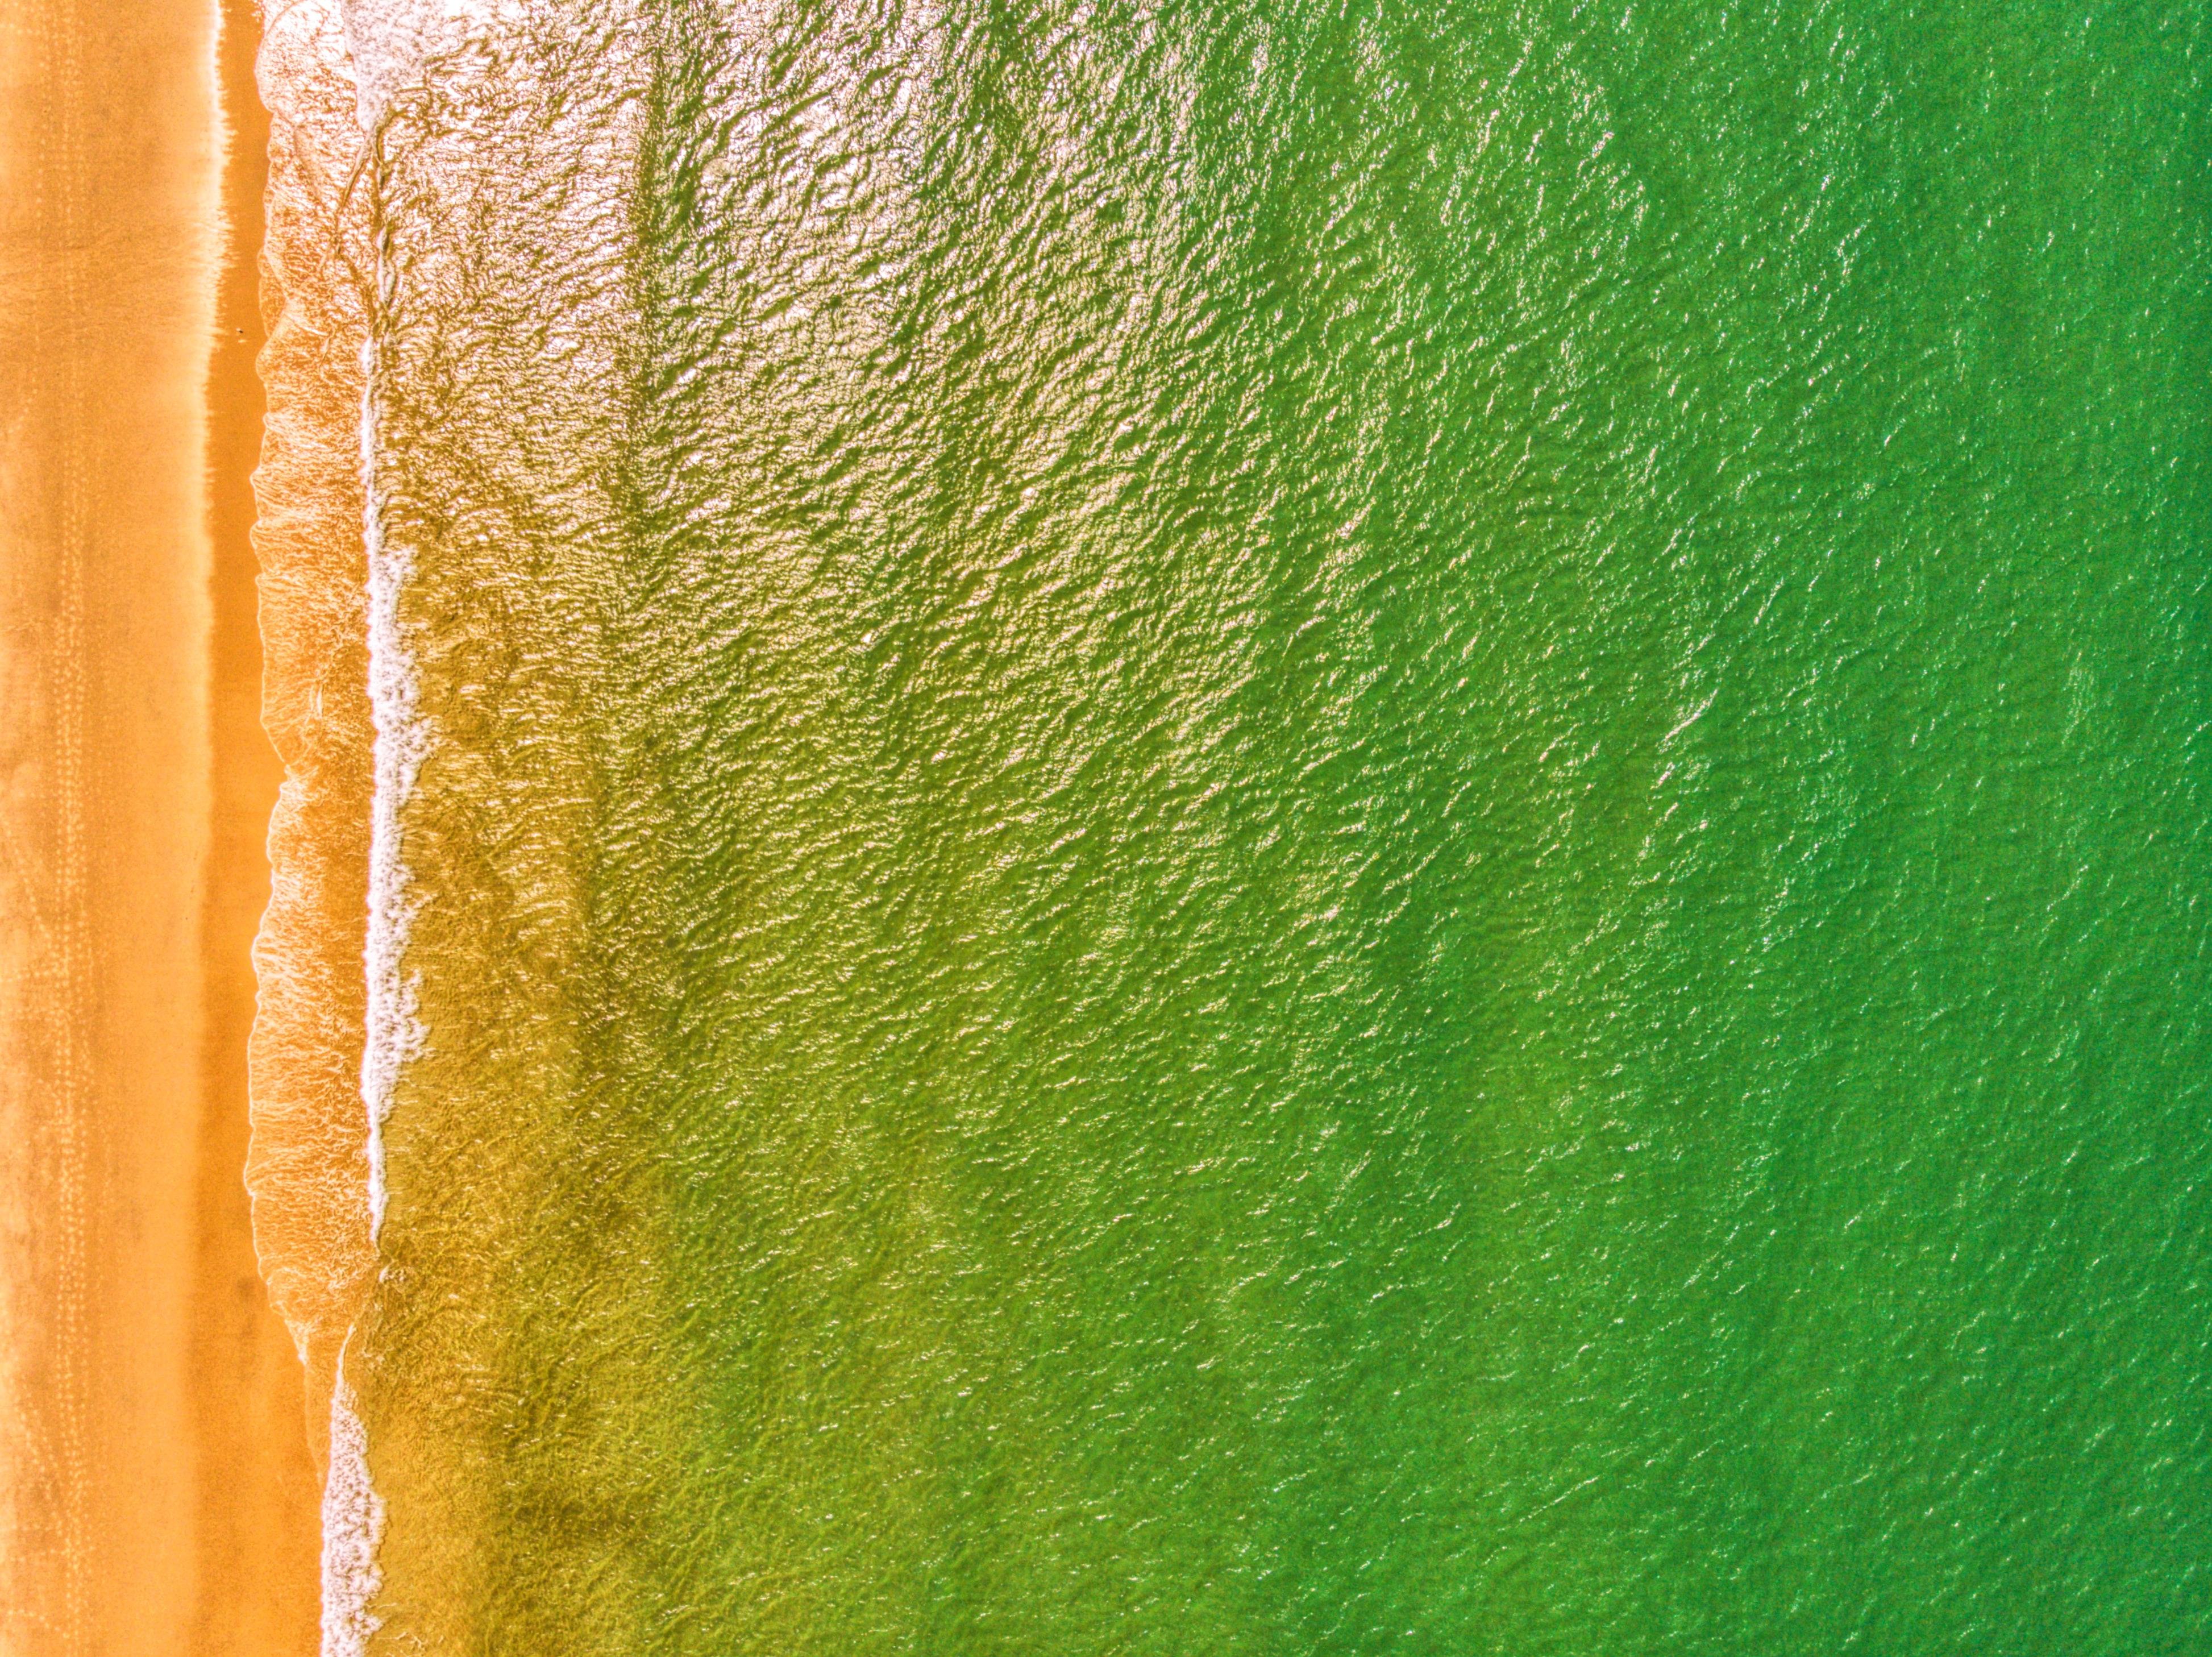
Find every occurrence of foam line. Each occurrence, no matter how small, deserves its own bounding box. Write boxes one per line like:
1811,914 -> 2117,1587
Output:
319,1365 -> 388,1656
356,323 -> 426,1245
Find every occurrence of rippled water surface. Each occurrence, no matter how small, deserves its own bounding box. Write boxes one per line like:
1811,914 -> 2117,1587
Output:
339,1 -> 2210,1648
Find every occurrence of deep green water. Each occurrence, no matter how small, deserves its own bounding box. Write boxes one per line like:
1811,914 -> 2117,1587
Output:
346,0 -> 2210,1649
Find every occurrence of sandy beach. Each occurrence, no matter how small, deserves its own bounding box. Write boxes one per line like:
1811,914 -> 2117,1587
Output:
0,0 -> 319,1650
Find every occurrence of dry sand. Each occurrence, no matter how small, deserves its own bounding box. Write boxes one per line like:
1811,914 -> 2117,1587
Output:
0,0 -> 320,1650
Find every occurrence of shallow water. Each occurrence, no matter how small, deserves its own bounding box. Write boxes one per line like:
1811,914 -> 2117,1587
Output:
305,0 -> 2211,1648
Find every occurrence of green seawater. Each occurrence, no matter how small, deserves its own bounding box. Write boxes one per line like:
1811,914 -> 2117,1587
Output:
348,0 -> 2211,1650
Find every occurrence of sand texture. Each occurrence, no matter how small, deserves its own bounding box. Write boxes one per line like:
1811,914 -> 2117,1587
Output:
0,0 -> 319,1650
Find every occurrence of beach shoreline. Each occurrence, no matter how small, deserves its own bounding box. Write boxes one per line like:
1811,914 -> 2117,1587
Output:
0,0 -> 320,1648
197,0 -> 326,1647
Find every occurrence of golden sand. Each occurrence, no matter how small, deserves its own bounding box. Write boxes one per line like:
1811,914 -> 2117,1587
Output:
0,0 -> 320,1647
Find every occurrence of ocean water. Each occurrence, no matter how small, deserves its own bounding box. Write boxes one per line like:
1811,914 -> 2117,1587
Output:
292,0 -> 2210,1649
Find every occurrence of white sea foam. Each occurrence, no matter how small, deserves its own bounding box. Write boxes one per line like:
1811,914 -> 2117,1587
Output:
339,0 -> 464,125
340,0 -> 526,126
321,1365 -> 388,1656
356,326 -> 427,1244
313,12 -> 434,1650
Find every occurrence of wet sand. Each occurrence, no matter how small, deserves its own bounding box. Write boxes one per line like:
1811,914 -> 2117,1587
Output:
0,0 -> 320,1650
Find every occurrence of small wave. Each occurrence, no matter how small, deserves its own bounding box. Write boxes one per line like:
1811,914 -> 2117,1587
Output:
358,329 -> 427,1241
247,0 -> 400,1644
319,1365 -> 386,1657
340,0 -> 524,127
